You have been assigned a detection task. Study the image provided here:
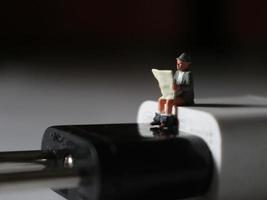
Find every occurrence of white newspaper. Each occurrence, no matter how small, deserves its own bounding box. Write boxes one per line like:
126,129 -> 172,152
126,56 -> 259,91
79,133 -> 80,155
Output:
152,69 -> 174,99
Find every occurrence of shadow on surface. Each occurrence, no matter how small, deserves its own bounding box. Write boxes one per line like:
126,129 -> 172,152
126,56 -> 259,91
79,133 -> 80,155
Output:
192,103 -> 267,108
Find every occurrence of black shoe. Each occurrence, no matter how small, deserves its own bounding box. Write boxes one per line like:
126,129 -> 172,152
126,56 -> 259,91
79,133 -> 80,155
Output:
150,113 -> 161,125
160,115 -> 178,127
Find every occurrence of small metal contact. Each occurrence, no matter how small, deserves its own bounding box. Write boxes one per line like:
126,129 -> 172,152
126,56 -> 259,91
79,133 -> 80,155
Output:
64,154 -> 74,169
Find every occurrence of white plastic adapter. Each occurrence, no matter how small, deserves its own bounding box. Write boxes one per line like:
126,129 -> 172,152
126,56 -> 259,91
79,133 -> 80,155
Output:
137,96 -> 267,200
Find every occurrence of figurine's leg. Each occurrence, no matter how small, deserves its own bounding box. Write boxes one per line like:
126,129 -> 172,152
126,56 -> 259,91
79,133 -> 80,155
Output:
166,99 -> 174,115
158,98 -> 166,114
174,97 -> 185,106
151,98 -> 166,126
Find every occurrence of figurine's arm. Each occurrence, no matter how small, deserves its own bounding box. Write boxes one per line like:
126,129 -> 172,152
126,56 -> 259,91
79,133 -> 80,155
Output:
181,72 -> 194,92
173,82 -> 177,90
173,71 -> 183,90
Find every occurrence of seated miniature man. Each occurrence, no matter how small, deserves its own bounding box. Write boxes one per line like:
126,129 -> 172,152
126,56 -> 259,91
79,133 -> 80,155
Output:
151,52 -> 194,126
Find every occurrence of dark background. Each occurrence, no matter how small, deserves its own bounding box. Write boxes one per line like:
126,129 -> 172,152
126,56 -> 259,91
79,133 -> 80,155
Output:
1,0 -> 267,57
0,0 -> 267,124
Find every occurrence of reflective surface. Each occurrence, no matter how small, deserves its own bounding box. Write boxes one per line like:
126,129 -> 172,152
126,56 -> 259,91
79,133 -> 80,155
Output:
42,123 -> 213,200
0,150 -> 80,192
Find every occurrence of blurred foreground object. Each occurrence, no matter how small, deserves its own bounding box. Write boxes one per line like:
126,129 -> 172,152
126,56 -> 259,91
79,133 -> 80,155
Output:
0,124 -> 213,200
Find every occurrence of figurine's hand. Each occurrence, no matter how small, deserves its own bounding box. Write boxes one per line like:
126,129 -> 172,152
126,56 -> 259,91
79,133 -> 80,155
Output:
173,84 -> 181,91
173,84 -> 177,91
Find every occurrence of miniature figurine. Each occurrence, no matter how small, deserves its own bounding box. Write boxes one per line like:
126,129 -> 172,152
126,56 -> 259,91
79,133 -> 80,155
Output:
151,52 -> 194,127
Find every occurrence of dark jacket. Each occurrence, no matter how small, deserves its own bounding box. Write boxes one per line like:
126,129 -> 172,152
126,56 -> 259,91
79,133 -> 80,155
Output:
173,70 -> 194,105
